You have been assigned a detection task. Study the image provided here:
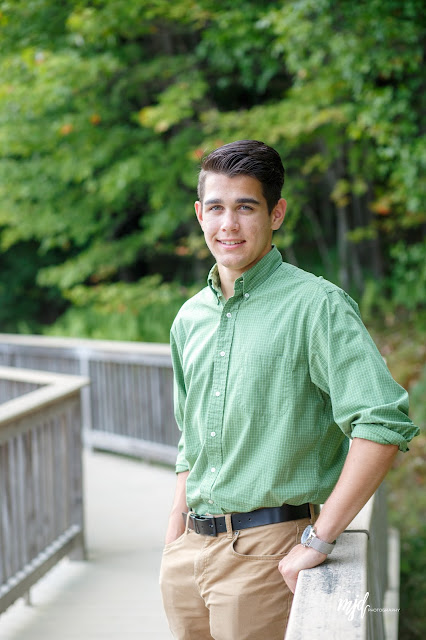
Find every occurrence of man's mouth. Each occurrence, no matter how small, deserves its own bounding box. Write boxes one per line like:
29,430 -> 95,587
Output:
218,240 -> 245,245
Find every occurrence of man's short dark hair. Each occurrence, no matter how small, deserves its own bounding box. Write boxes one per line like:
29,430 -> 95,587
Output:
197,140 -> 285,213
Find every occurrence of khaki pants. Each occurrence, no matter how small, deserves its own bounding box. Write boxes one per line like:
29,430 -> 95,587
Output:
160,515 -> 312,640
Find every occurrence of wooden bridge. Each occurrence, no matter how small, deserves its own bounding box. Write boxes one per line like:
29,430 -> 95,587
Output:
0,334 -> 400,639
1,447 -> 174,639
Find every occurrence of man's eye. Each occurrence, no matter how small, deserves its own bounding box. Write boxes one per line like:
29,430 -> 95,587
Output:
240,205 -> 253,211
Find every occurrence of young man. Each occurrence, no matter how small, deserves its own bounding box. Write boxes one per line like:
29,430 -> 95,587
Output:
160,140 -> 418,640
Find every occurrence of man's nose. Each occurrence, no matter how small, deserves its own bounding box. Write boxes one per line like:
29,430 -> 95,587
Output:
221,210 -> 239,231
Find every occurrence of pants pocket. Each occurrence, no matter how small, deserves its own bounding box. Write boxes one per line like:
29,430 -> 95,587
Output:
230,520 -> 303,561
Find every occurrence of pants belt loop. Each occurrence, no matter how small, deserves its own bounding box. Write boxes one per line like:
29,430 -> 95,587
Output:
309,503 -> 317,523
185,511 -> 192,535
224,513 -> 233,538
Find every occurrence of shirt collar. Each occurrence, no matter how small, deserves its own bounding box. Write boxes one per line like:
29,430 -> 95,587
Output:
207,245 -> 283,301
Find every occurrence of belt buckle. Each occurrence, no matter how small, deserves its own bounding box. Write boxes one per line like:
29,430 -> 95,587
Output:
190,513 -> 217,536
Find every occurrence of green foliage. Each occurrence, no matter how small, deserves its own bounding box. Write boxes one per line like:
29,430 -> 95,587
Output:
409,366 -> 426,431
390,243 -> 426,310
44,276 -> 200,343
0,0 -> 424,337
0,242 -> 65,332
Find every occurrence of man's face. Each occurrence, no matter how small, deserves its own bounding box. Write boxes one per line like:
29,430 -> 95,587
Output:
195,173 -> 286,282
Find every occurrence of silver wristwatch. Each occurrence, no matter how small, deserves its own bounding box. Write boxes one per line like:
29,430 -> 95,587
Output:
301,525 -> 336,555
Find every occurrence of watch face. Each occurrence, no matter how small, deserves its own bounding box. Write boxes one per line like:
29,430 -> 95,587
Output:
301,525 -> 313,545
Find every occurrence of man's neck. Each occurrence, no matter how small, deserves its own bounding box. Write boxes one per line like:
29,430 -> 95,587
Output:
217,268 -> 239,300
221,283 -> 234,301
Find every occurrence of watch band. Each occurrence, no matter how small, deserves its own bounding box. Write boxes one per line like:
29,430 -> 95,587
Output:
301,525 -> 336,555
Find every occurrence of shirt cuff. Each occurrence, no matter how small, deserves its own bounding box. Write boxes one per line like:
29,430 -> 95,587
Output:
175,462 -> 190,473
350,424 -> 411,452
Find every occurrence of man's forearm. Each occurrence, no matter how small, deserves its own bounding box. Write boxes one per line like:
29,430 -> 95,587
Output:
164,470 -> 189,545
314,437 -> 398,542
278,437 -> 399,592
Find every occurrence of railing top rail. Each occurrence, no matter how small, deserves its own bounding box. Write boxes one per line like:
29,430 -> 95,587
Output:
286,486 -> 388,640
0,333 -> 171,356
0,366 -> 89,430
0,365 -> 87,386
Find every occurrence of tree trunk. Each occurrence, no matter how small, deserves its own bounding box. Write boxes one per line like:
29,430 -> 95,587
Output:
304,205 -> 333,277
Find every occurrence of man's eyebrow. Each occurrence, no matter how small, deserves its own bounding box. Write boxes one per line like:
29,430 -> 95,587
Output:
204,198 -> 223,205
236,197 -> 261,205
203,197 -> 261,205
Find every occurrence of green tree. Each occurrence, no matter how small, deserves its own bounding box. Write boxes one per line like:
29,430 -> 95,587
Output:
0,0 -> 424,341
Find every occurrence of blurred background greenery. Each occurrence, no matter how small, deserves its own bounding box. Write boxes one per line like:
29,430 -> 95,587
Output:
0,1 -> 424,637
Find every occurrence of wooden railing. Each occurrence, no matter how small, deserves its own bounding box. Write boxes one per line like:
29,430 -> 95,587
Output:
0,366 -> 88,614
0,334 -> 176,464
285,484 -> 399,640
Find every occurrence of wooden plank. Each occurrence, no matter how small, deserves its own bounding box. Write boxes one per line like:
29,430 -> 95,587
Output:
8,439 -> 19,576
149,366 -> 163,443
285,532 -> 369,640
84,429 -> 177,466
125,363 -> 135,438
0,443 -> 12,582
104,361 -> 113,433
0,366 -> 83,386
137,364 -> 151,441
78,353 -> 92,433
32,425 -> 43,563
68,400 -> 86,561
24,430 -> 37,565
112,362 -> 123,436
88,360 -> 100,433
46,415 -> 56,543
57,412 -> 68,533
40,420 -> 49,552
15,435 -> 27,570
0,333 -> 171,359
159,366 -> 178,447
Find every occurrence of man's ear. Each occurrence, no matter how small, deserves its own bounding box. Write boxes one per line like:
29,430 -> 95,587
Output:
195,201 -> 203,227
271,198 -> 287,231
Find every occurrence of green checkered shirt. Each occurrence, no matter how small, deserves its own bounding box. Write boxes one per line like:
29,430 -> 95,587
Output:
170,246 -> 418,515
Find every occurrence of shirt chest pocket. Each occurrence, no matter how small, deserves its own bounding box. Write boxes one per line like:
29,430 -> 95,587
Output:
230,351 -> 295,420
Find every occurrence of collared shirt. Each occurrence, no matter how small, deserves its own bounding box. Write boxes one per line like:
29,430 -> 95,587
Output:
170,246 -> 418,515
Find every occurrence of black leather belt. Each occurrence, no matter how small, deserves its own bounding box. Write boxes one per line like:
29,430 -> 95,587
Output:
182,503 -> 314,537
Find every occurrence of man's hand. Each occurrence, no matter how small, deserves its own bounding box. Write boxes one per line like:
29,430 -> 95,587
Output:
278,544 -> 327,593
164,515 -> 185,545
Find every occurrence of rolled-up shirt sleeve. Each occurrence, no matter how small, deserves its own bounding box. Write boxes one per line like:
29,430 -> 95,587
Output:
308,288 -> 419,452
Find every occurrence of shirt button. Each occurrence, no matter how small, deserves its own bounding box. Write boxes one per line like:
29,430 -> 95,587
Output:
215,391 -> 220,397
211,467 -> 216,473
210,432 -> 216,437
226,312 -> 231,318
244,293 -> 250,298
208,500 -> 214,504
220,351 -> 225,357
